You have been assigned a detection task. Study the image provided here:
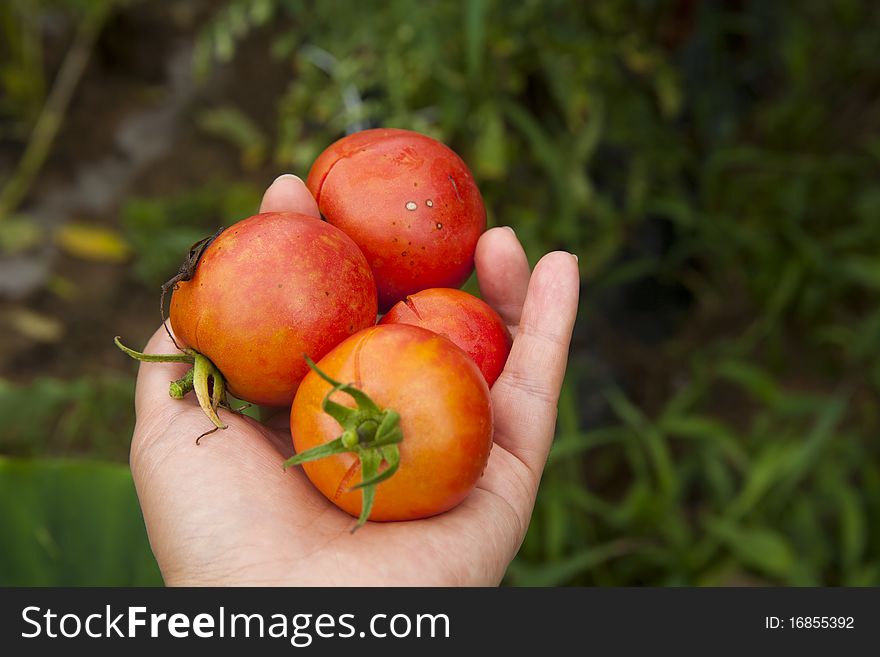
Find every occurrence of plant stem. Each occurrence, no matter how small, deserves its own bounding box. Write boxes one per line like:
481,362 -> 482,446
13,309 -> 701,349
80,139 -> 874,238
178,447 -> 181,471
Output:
169,368 -> 195,399
0,3 -> 112,221
113,336 -> 194,363
192,353 -> 227,431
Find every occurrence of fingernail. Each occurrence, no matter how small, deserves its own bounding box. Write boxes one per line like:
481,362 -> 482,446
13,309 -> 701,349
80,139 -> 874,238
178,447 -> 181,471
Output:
272,173 -> 302,185
570,252 -> 578,262
503,226 -> 516,235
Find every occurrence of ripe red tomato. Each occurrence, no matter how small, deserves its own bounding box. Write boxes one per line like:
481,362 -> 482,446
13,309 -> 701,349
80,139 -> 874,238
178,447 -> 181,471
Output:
380,288 -> 512,387
170,212 -> 378,407
290,324 -> 493,522
307,128 -> 486,311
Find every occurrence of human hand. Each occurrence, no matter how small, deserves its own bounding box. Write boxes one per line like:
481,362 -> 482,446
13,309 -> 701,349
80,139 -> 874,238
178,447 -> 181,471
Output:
130,174 -> 579,585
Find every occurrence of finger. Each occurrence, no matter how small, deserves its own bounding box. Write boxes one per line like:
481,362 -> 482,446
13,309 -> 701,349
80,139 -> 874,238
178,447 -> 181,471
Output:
474,227 -> 531,328
491,251 -> 579,479
260,174 -> 320,217
134,325 -> 194,417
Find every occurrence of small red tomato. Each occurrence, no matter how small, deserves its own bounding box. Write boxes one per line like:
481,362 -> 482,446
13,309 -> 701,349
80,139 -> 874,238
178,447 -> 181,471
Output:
170,212 -> 377,406
290,324 -> 493,522
307,128 -> 486,311
380,288 -> 512,387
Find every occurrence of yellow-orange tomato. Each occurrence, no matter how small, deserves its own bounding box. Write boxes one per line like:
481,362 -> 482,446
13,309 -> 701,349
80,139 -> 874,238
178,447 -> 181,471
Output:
170,212 -> 377,406
291,324 -> 493,521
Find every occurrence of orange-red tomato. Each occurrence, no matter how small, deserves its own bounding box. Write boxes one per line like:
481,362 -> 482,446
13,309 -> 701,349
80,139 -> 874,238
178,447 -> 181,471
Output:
170,212 -> 378,406
307,128 -> 486,311
291,324 -> 493,521
380,288 -> 512,387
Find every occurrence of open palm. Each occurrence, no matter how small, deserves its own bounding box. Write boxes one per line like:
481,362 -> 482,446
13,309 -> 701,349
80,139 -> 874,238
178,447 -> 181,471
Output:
130,175 -> 579,585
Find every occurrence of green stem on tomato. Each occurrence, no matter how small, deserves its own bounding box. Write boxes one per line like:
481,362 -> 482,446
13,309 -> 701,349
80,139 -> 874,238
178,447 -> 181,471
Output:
193,353 -> 227,431
169,368 -> 195,399
283,356 -> 403,531
114,335 -> 228,434
113,336 -> 194,363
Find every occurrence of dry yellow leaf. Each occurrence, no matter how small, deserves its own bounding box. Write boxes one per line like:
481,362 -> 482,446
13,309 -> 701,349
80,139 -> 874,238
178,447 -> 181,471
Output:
55,223 -> 131,263
7,308 -> 64,343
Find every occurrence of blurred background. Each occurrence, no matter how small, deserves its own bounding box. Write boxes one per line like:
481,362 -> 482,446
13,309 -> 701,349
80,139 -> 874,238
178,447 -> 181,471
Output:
1,0 -> 879,586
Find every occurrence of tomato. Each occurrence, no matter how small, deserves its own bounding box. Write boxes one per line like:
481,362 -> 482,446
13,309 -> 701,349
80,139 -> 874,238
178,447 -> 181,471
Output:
169,211 -> 378,407
380,288 -> 512,387
307,128 -> 486,311
290,324 -> 493,522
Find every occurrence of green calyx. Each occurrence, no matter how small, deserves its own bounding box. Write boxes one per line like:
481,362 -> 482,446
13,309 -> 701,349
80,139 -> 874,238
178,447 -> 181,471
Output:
113,335 -> 228,439
283,356 -> 403,531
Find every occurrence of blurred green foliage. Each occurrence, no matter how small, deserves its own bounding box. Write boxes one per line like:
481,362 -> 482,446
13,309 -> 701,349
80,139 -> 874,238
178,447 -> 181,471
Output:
0,457 -> 161,585
1,0 -> 878,586
121,181 -> 261,286
194,0 -> 880,585
0,0 -> 48,133
0,376 -> 135,462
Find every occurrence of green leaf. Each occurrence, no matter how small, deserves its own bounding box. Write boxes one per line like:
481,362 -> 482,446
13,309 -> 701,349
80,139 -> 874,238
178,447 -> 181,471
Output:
605,387 -> 677,499
708,520 -> 796,582
464,0 -> 488,85
660,414 -> 748,467
197,105 -> 268,169
0,457 -> 162,586
836,483 -> 866,575
540,478 -> 568,560
779,394 -> 848,491
547,427 -> 626,463
351,444 -> 400,489
841,256 -> 880,290
728,443 -> 798,518
355,448 -> 381,529
507,541 -> 632,586
716,360 -> 782,408
472,105 -> 507,179
654,65 -> 682,118
283,437 -> 348,467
